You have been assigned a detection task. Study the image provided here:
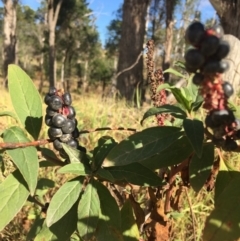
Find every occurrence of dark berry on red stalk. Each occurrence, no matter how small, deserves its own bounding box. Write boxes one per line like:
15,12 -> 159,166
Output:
222,81 -> 234,98
223,138 -> 238,151
192,73 -> 204,85
45,115 -> 52,126
203,60 -> 229,74
67,106 -> 76,119
49,96 -> 62,111
53,139 -> 63,150
49,87 -> 57,96
60,134 -> 72,142
215,40 -> 230,59
52,113 -> 67,128
62,93 -> 72,106
212,25 -> 224,38
62,119 -> 75,134
44,94 -> 51,105
200,35 -> 220,57
185,21 -> 205,46
205,115 -> 218,128
184,49 -> 205,70
212,109 -> 235,125
48,127 -> 63,139
46,107 -> 57,116
66,139 -> 79,149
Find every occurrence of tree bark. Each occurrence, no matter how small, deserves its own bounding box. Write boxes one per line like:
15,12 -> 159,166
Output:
2,0 -> 17,88
116,0 -> 150,102
47,0 -> 63,87
209,0 -> 240,38
162,0 -> 177,82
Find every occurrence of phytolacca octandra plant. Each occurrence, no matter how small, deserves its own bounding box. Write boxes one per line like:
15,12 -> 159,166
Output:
44,87 -> 85,159
185,21 -> 239,151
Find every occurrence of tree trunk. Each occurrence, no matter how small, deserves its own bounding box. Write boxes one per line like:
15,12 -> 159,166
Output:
162,0 -> 176,82
2,0 -> 17,88
47,0 -> 63,88
209,0 -> 240,38
116,0 -> 150,102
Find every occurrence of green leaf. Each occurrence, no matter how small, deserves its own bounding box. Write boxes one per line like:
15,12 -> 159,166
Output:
141,105 -> 187,125
106,163 -> 162,186
26,216 -> 44,240
95,167 -> 116,183
3,126 -> 39,194
37,178 -> 55,190
0,111 -> 18,121
35,202 -> 78,241
163,68 -> 185,78
46,176 -> 84,227
157,84 -> 191,112
189,143 -> 214,193
62,143 -> 85,163
8,64 -> 42,140
140,136 -> 193,170
103,126 -> 182,167
121,200 -> 140,241
0,170 -> 30,231
191,94 -> 204,112
77,178 -> 100,240
58,163 -> 92,175
95,180 -> 123,241
92,136 -> 117,171
203,175 -> 240,241
183,119 -> 204,157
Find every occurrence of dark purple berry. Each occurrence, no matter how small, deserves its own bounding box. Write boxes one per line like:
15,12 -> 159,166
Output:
205,114 -> 217,128
211,109 -> 235,125
60,134 -> 72,142
185,21 -> 205,46
66,139 -> 79,149
223,138 -> 238,151
67,106 -> 76,119
46,107 -> 57,117
185,48 -> 205,70
203,60 -> 229,74
49,96 -> 62,111
52,114 -> 67,128
200,35 -> 220,57
53,139 -> 63,150
44,94 -> 51,105
45,115 -> 52,126
62,119 -> 75,134
192,73 -> 204,85
72,128 -> 80,138
215,40 -> 230,59
62,93 -> 72,106
49,87 -> 57,95
222,81 -> 234,98
48,127 -> 63,139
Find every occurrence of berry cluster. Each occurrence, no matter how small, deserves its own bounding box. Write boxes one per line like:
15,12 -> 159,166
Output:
44,87 -> 85,158
185,21 -> 239,151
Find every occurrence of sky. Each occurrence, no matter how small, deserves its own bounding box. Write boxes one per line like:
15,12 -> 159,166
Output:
2,0 -> 215,45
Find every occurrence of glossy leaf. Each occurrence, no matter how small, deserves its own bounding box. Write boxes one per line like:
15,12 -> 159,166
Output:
203,175 -> 240,241
92,136 -> 117,171
95,180 -> 123,241
121,200 -> 140,241
0,170 -> 30,231
189,143 -> 214,193
140,136 -> 193,170
77,179 -> 100,240
163,68 -> 185,78
183,119 -> 204,158
141,104 -> 187,125
35,202 -> 78,241
103,126 -> 182,167
8,64 -> 42,140
46,176 -> 83,227
58,163 -> 91,175
3,126 -> 39,194
106,163 -> 163,186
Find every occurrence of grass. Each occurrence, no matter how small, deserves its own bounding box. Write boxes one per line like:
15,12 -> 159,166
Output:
0,87 -> 218,241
